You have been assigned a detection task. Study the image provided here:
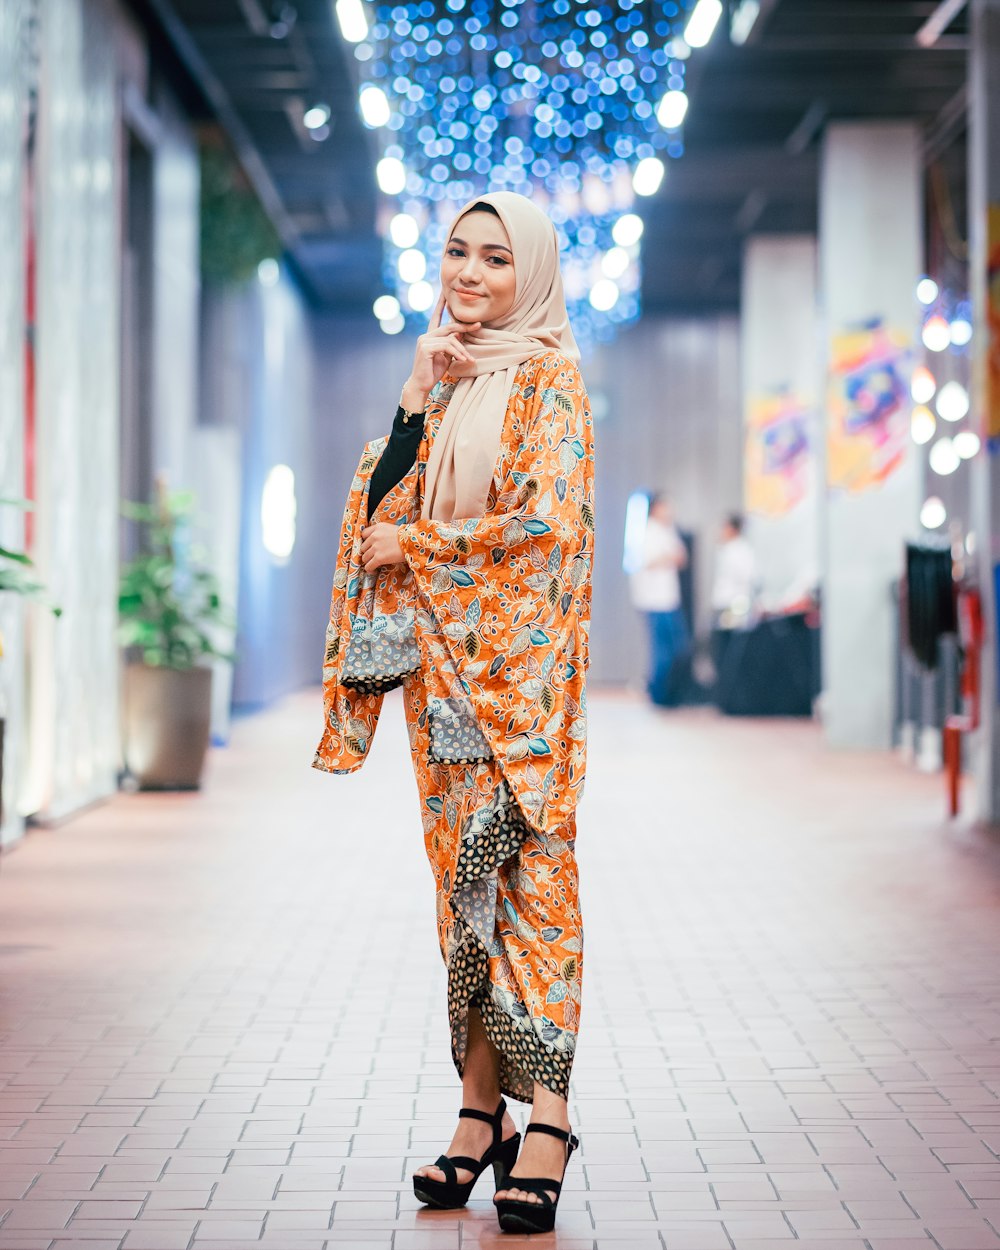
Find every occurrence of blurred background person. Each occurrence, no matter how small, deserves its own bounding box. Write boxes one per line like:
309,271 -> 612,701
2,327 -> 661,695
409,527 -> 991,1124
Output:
630,492 -> 689,708
711,513 -> 757,628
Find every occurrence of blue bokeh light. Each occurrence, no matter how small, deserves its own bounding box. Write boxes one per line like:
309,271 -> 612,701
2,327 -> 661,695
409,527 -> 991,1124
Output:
365,0 -> 698,343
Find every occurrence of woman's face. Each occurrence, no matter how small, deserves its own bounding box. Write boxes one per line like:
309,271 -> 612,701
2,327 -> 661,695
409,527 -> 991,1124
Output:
441,210 -> 517,325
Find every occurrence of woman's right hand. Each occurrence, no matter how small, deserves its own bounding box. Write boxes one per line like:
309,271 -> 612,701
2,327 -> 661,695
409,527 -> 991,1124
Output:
400,291 -> 479,410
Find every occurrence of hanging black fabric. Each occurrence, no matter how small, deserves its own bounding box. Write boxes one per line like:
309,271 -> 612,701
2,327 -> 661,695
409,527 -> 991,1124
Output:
905,542 -> 956,671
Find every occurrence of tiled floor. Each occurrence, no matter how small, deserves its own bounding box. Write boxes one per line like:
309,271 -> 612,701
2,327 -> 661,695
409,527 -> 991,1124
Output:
2,690 -> 1000,1250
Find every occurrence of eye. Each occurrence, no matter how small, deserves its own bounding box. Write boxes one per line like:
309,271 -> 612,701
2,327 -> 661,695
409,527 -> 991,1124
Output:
487,256 -> 510,266
446,246 -> 465,257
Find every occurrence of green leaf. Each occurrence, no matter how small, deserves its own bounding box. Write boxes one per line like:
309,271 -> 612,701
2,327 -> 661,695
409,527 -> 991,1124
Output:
118,487 -> 236,667
0,546 -> 33,565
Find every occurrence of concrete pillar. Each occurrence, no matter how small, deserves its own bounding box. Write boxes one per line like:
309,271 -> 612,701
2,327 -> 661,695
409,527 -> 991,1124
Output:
0,0 -> 27,846
819,122 -> 923,749
741,236 -> 821,604
969,0 -> 1000,823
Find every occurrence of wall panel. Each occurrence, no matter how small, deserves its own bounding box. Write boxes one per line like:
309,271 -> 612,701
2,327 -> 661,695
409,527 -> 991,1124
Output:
200,272 -> 317,709
0,0 -> 29,845
24,0 -> 120,819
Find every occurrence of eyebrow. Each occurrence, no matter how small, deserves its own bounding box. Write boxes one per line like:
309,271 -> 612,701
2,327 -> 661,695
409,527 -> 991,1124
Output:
448,235 -> 513,254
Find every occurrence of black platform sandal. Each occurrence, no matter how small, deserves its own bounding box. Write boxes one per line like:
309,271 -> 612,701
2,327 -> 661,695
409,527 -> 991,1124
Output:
494,1121 -> 579,1234
412,1098 -> 521,1210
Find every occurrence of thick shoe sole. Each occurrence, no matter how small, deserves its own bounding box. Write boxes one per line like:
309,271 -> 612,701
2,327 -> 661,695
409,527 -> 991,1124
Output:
497,1206 -> 556,1234
412,1180 -> 470,1209
413,1132 -> 521,1211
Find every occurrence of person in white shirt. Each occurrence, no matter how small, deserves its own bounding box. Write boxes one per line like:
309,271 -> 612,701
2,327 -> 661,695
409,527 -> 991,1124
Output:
630,493 -> 689,707
711,513 -> 757,624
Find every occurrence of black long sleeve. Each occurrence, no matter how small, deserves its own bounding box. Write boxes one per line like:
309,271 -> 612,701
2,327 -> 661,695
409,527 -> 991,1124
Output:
367,405 -> 426,521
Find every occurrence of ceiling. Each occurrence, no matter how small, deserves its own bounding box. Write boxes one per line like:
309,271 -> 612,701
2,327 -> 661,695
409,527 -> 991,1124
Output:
132,0 -> 971,315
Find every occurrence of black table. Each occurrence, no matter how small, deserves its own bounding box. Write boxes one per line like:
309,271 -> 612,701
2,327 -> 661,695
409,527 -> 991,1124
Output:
713,613 -> 821,717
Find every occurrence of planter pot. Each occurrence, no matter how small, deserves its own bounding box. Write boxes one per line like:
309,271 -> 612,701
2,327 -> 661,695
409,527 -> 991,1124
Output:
123,663 -> 213,790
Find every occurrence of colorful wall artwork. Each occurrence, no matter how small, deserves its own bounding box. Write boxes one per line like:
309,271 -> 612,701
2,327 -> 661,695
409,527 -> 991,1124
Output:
745,389 -> 813,518
827,318 -> 911,493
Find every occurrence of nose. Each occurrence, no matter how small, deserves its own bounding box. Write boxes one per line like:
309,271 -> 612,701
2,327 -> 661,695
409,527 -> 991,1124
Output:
458,253 -> 483,285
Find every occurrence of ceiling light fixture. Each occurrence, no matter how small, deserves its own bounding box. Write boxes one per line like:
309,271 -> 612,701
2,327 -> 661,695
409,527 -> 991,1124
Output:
656,89 -> 689,131
911,406 -> 936,445
730,0 -> 761,45
407,281 -> 434,313
379,313 -> 405,335
612,214 -> 644,247
303,102 -> 331,130
359,84 -> 390,128
920,496 -> 947,529
922,315 -> 951,352
589,279 -> 620,311
633,157 -> 665,197
602,247 -> 630,279
397,248 -> 426,283
335,0 -> 368,43
257,258 -> 280,287
954,430 -> 981,459
916,0 -> 969,48
936,380 -> 970,422
684,0 -> 724,48
910,366 -> 937,405
269,3 -> 297,38
950,318 -> 973,347
929,436 -> 960,476
373,294 -> 400,321
389,213 -> 419,249
376,156 -> 406,195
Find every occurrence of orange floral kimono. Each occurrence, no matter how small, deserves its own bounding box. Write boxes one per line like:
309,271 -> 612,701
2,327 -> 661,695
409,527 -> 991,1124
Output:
313,349 -> 594,1103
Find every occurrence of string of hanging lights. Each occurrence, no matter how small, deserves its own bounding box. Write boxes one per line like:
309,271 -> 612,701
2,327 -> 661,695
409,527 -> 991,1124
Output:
913,277 -> 977,533
343,0 -> 703,342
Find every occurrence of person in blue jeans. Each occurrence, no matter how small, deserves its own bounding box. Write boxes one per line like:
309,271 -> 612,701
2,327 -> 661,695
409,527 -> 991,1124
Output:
630,493 -> 689,707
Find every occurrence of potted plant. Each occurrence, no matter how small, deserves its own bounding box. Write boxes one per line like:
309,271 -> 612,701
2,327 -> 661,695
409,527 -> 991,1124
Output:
0,498 -> 60,827
118,484 -> 234,790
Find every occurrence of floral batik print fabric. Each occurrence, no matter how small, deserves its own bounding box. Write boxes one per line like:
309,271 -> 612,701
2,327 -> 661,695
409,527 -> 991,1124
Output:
313,437 -> 422,770
314,349 -> 594,1104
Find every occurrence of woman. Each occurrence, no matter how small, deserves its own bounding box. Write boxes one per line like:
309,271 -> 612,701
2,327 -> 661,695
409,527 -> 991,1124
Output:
313,190 -> 594,1234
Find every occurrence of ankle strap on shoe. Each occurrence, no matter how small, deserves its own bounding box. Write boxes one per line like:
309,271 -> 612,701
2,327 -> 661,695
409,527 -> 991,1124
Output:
459,1097 -> 506,1128
525,1122 -> 572,1143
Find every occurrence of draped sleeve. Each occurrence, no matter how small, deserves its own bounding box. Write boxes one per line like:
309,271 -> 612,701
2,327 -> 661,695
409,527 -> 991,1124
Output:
312,433 -> 422,774
396,352 -> 595,834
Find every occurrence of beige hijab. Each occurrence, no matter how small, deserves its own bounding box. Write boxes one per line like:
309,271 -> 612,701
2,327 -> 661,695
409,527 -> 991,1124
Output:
421,191 -> 580,522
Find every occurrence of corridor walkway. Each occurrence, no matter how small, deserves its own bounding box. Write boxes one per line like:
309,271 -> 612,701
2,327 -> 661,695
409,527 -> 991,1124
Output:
2,691 -> 1000,1250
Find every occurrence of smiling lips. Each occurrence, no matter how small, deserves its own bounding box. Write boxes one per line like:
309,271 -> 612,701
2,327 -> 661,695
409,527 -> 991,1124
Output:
454,289 -> 484,301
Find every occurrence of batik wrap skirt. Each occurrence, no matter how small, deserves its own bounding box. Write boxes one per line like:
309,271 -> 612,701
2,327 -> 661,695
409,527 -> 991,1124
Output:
401,655 -> 583,1103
